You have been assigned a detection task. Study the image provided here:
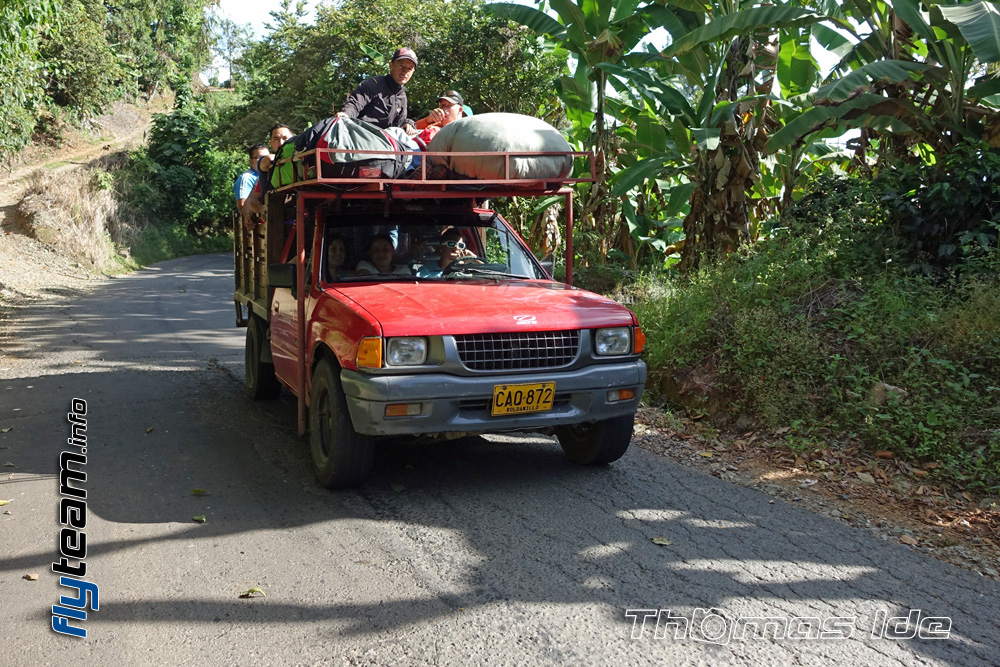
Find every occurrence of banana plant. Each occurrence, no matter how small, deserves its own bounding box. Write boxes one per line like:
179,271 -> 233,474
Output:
602,1 -> 835,270
486,0 -> 676,260
767,0 -> 1000,159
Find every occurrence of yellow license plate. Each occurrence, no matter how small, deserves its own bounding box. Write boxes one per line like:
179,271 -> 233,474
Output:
491,382 -> 555,416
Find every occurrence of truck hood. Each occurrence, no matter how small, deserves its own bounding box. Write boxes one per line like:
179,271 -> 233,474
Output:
328,280 -> 635,337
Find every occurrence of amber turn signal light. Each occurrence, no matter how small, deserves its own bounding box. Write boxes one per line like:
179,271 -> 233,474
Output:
356,337 -> 383,368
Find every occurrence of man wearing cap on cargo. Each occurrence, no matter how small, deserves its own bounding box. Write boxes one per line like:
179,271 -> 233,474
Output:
337,47 -> 419,133
413,90 -> 473,147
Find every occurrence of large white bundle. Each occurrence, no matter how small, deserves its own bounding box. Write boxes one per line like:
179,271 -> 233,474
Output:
426,113 -> 573,181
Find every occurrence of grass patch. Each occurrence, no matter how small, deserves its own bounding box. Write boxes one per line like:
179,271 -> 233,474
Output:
130,224 -> 231,267
629,176 -> 1000,492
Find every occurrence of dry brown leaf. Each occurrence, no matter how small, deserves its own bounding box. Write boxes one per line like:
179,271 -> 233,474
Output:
22,574 -> 38,581
698,452 -> 714,458
900,535 -> 919,546
924,462 -> 943,470
875,451 -> 894,459
856,472 -> 876,485
962,492 -> 975,502
651,537 -> 673,546
794,456 -> 806,467
913,470 -> 928,479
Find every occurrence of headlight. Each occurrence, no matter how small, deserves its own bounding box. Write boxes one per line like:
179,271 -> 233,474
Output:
386,337 -> 428,366
595,327 -> 631,356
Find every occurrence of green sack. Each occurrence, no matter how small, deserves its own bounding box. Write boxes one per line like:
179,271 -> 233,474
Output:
270,141 -> 299,188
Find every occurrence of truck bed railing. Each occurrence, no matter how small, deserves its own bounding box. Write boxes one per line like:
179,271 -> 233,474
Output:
272,148 -> 595,194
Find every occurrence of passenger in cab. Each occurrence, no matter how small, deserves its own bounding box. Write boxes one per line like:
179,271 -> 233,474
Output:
327,235 -> 352,280
356,234 -> 412,276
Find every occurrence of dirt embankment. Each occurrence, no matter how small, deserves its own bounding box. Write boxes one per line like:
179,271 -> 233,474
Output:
0,101 -> 156,315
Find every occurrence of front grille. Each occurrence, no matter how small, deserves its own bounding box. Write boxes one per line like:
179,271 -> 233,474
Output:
455,330 -> 580,371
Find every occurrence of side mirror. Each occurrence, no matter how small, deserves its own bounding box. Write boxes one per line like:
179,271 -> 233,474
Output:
537,253 -> 554,277
268,263 -> 296,289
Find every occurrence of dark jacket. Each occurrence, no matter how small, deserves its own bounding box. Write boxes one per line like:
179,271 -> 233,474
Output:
340,75 -> 414,130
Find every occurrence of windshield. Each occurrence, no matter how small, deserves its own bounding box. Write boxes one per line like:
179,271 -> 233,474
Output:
320,214 -> 548,283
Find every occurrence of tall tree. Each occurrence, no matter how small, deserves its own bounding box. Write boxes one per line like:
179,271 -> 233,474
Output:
213,17 -> 253,87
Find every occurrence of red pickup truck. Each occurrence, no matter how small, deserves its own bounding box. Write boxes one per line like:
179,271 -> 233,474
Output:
234,149 -> 646,487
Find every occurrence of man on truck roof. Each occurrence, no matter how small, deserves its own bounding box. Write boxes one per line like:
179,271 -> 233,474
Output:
336,48 -> 421,133
413,90 -> 473,147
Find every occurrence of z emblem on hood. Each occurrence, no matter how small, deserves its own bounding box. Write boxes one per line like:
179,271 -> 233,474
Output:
514,315 -> 537,325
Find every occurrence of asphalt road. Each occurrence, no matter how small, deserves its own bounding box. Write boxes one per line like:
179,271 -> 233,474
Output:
1,254 -> 998,666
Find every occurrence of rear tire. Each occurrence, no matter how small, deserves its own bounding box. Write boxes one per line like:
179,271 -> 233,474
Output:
245,316 -> 280,399
309,358 -> 373,488
557,414 -> 635,465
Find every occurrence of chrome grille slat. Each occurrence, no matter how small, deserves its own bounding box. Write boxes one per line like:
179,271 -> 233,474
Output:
455,330 -> 580,371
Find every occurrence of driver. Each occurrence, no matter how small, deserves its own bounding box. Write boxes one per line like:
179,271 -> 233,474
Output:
416,228 -> 478,278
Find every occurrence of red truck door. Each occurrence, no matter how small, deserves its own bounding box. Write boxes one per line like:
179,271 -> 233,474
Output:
269,286 -> 300,391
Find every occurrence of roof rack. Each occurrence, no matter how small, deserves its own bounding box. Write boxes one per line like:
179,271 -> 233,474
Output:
272,148 -> 595,197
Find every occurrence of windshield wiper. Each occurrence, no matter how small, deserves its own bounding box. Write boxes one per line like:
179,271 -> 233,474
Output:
447,267 -> 530,280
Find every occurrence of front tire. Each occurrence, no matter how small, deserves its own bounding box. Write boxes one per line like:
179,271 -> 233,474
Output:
245,316 -> 280,399
309,359 -> 373,488
557,414 -> 635,465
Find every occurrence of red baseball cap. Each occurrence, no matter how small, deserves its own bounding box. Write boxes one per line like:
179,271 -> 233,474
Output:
391,48 -> 418,67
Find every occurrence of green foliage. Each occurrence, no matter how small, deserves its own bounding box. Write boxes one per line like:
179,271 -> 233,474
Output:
0,0 -> 59,161
128,221 -> 232,267
633,174 -> 1000,491
40,0 -> 126,115
1,0 -> 214,162
877,140 -> 1000,271
117,96 -> 242,234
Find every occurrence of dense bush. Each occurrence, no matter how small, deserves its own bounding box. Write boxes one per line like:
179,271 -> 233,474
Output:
0,0 -> 56,161
878,140 -> 1000,273
632,172 -> 1000,491
117,91 -> 242,235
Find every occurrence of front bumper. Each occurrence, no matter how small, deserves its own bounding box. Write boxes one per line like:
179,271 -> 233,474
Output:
340,361 -> 647,436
